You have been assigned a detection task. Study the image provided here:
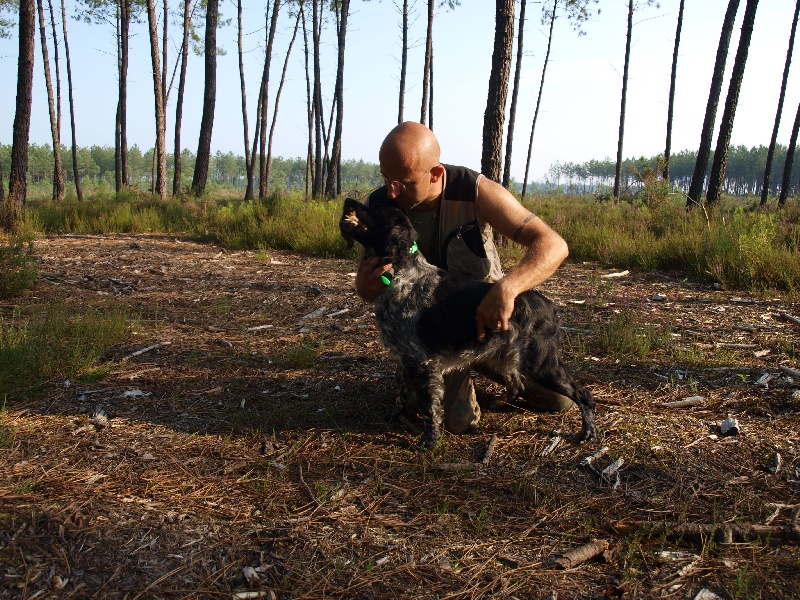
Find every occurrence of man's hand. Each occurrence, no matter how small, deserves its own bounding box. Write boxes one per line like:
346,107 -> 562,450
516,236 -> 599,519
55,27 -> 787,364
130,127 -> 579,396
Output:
476,280 -> 517,340
355,256 -> 394,302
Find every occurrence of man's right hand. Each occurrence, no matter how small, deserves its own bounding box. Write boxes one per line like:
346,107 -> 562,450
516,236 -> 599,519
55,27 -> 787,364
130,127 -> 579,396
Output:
355,256 -> 394,302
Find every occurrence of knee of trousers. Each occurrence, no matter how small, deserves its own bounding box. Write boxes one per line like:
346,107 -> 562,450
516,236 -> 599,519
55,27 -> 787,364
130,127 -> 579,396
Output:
522,380 -> 575,413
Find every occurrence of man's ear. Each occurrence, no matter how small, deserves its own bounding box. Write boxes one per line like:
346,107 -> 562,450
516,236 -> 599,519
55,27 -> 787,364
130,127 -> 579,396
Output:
430,164 -> 445,183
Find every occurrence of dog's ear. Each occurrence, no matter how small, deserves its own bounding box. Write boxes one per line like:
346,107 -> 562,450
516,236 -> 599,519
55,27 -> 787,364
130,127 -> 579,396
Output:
340,198 -> 367,248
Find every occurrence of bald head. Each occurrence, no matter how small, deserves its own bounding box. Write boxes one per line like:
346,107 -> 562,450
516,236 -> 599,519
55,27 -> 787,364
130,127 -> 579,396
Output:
379,122 -> 441,175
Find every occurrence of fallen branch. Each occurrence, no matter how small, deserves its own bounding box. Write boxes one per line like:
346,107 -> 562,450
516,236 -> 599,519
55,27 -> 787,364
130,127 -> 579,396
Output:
480,434 -> 499,465
554,540 -> 609,569
779,364 -> 800,379
120,341 -> 171,361
611,520 -> 800,543
659,396 -> 705,409
778,312 -> 800,326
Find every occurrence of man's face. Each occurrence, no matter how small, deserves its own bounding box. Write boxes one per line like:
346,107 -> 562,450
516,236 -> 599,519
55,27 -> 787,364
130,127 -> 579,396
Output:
379,164 -> 435,210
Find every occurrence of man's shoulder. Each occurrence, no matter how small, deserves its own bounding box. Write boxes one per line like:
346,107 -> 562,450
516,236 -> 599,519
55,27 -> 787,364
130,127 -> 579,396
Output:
443,164 -> 481,202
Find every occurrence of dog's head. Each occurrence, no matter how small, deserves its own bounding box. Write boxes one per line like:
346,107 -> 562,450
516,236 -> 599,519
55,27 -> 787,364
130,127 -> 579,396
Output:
340,198 -> 417,266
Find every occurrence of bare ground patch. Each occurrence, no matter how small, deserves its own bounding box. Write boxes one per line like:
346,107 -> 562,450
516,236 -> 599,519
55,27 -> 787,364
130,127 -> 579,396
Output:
1,233 -> 799,599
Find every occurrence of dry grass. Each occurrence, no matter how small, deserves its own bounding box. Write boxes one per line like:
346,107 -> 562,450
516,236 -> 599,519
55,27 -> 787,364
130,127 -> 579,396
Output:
1,234 -> 799,599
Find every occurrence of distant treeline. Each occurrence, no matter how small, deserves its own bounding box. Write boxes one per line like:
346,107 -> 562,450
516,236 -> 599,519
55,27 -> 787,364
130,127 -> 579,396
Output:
544,144 -> 800,197
2,143 -> 798,197
0,144 -> 381,194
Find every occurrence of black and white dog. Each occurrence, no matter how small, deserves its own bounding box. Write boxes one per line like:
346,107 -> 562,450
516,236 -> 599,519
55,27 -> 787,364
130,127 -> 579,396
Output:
340,198 -> 597,449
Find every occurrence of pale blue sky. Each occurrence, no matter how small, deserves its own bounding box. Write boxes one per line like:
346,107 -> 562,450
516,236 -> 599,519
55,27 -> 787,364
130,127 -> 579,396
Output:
1,0 -> 798,182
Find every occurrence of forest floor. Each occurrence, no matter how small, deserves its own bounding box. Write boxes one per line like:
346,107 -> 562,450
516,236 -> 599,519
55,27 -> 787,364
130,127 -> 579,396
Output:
1,233 -> 799,600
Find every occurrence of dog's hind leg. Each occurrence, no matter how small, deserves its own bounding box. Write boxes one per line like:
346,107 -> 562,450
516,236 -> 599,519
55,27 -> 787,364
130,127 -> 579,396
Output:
530,363 -> 597,443
402,358 -> 445,449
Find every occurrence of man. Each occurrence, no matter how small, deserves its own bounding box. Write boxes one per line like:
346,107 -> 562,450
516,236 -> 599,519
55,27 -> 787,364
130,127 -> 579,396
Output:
355,121 -> 574,433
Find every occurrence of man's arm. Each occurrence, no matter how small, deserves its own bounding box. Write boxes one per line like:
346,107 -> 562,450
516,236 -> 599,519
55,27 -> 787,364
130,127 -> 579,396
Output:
474,177 -> 569,339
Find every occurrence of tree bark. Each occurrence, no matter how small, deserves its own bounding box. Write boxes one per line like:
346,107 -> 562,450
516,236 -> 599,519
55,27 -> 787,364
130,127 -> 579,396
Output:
522,0 -> 557,199
761,0 -> 799,207
687,0 -> 740,207
779,101 -> 800,205
60,0 -> 82,201
146,0 -> 167,200
7,0 -> 36,228
613,0 -> 634,199
502,0 -> 526,190
36,0 -> 64,202
707,0 -> 759,205
173,0 -> 191,196
301,2 -> 313,198
481,0 -> 514,182
420,0 -> 433,126
312,0 -> 324,197
237,0 -> 253,200
259,0 -> 281,198
191,0 -> 219,197
119,0 -> 130,189
267,7 -> 302,197
398,0 -> 408,124
325,0 -> 349,198
663,0 -> 685,182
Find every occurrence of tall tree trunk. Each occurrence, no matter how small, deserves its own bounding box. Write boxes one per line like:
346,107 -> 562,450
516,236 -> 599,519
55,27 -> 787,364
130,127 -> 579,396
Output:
420,0 -> 433,126
173,0 -> 191,196
60,0 -> 82,201
146,0 -> 167,200
481,0 -> 514,182
301,1 -> 313,198
325,0 -> 349,198
267,7 -> 302,197
191,0 -> 219,197
47,0 -> 65,198
761,0 -> 799,207
120,0 -> 130,187
237,0 -> 253,200
259,0 -> 281,198
707,0 -> 759,206
663,0 -> 685,182
0,165 -> 4,203
398,0 -> 408,124
502,0 -> 526,189
36,0 -> 64,202
115,5 -> 121,192
522,0 -> 557,199
779,100 -> 800,205
687,0 -> 740,207
312,0 -> 324,197
428,39 -> 434,131
7,0 -> 36,228
613,0 -> 634,199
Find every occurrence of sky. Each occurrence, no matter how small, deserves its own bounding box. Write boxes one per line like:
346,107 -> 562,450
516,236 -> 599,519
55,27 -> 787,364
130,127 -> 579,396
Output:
1,0 -> 799,183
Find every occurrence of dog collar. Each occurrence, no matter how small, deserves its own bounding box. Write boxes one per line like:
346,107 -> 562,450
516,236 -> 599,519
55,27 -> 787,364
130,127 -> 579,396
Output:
380,241 -> 419,286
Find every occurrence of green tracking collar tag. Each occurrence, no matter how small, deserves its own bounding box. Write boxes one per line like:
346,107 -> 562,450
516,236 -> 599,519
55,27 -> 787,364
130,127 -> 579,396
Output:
380,242 -> 417,286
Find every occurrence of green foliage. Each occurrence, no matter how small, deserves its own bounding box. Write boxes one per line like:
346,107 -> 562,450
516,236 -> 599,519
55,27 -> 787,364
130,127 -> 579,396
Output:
589,309 -> 673,359
277,337 -> 321,369
529,193 -> 800,293
0,302 -> 129,398
0,238 -> 38,300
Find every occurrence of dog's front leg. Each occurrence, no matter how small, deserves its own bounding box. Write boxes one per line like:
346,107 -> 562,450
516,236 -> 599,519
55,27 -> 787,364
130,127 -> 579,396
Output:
391,360 -> 417,422
402,358 -> 445,449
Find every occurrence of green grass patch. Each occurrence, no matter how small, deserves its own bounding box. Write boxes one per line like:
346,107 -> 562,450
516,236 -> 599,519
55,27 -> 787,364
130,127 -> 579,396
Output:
0,302 -> 130,399
19,187 -> 800,294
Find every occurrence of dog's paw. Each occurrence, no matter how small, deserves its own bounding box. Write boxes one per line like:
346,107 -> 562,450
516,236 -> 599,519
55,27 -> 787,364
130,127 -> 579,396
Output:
577,424 -> 598,444
419,430 -> 441,450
